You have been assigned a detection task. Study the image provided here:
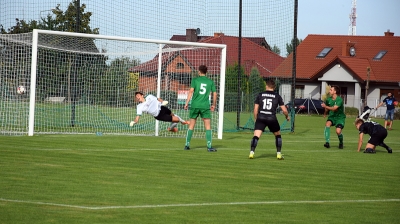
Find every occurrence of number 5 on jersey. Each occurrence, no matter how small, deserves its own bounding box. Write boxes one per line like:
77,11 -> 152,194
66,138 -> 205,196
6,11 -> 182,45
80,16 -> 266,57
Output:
199,83 -> 207,94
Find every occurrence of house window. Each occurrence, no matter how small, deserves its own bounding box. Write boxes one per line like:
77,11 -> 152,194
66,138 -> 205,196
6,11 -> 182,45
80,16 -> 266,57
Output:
373,50 -> 387,60
176,63 -> 184,69
295,85 -> 304,98
340,87 -> 347,104
361,89 -> 365,100
316,47 -> 332,58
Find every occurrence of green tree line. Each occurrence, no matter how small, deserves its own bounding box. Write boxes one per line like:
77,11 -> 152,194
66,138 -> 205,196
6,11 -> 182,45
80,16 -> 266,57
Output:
0,0 -> 140,106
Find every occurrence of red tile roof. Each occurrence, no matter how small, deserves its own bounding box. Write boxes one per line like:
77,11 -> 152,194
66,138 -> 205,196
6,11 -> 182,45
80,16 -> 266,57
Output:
129,48 -> 223,74
201,35 -> 284,77
170,35 -> 271,50
271,34 -> 400,83
131,34 -> 284,78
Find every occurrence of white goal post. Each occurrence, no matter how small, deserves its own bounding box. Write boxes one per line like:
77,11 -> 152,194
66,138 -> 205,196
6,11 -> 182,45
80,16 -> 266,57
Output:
20,29 -> 226,138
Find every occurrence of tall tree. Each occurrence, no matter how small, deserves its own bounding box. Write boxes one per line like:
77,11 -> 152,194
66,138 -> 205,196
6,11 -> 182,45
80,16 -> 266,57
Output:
0,19 -> 40,34
52,2 -> 99,34
0,1 -> 98,34
271,44 -> 281,55
224,63 -> 248,112
225,63 -> 247,93
247,67 -> 266,111
286,37 -> 302,56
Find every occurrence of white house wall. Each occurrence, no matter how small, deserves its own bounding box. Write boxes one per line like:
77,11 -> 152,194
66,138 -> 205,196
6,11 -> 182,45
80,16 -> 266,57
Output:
304,83 -> 320,99
283,63 -> 395,116
318,65 -> 358,83
279,84 -> 291,104
316,65 -> 359,108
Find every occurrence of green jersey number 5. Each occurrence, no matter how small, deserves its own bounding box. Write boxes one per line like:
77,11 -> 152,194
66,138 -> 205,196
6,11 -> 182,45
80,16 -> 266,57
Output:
199,83 -> 207,94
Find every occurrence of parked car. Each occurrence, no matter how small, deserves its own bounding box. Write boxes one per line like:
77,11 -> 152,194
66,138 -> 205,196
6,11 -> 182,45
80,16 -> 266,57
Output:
286,98 -> 325,114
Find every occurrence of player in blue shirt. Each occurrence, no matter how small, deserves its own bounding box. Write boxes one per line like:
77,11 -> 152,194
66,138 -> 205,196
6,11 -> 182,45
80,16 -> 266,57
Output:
375,92 -> 397,130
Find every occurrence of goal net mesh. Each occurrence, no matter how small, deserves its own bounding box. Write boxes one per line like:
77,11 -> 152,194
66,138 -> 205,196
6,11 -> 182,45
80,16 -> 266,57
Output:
0,32 -> 224,137
1,0 -> 296,135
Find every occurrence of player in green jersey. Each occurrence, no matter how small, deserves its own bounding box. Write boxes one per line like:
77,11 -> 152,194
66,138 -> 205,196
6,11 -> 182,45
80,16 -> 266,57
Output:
321,85 -> 346,149
321,86 -> 346,149
184,65 -> 217,152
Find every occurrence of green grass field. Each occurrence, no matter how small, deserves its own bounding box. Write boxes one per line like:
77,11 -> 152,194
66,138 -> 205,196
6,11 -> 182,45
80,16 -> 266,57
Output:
1,115 -> 399,223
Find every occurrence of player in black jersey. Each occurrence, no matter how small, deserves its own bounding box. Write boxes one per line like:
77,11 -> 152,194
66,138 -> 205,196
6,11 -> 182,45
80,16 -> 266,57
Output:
355,118 -> 392,153
249,79 -> 290,160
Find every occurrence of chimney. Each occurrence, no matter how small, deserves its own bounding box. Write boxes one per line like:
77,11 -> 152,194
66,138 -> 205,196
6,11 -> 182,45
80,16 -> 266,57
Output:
384,29 -> 394,36
214,32 -> 224,37
186,29 -> 198,42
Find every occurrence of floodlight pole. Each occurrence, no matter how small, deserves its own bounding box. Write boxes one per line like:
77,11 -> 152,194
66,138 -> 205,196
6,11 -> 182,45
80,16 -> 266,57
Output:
71,0 -> 81,127
237,0 -> 242,130
364,67 -> 370,108
290,0 -> 298,132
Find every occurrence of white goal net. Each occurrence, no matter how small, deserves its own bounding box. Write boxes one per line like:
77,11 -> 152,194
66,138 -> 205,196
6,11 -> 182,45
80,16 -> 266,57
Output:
0,29 -> 226,138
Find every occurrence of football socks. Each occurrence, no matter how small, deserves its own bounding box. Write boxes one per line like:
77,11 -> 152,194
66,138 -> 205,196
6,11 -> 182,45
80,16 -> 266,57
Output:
206,130 -> 212,148
338,133 -> 343,144
175,114 -> 185,123
250,136 -> 259,151
185,129 -> 193,147
275,135 -> 282,152
324,127 -> 330,143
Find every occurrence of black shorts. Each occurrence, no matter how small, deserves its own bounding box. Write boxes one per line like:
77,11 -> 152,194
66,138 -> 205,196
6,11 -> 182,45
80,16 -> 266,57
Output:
154,106 -> 173,122
368,129 -> 387,146
254,115 -> 280,133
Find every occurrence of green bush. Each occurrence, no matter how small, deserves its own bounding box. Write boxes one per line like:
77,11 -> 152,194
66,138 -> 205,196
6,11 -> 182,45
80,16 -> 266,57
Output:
224,92 -> 241,112
345,107 -> 359,116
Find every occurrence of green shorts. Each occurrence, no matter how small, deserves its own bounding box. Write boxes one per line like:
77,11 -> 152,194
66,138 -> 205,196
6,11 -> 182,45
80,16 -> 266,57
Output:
327,117 -> 346,129
189,108 -> 211,119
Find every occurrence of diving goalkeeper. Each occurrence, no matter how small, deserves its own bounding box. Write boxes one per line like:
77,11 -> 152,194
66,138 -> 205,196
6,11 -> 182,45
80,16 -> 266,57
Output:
130,91 -> 189,130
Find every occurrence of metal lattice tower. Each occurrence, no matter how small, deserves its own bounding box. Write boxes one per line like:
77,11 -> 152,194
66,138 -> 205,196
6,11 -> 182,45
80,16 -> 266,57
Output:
348,0 -> 357,35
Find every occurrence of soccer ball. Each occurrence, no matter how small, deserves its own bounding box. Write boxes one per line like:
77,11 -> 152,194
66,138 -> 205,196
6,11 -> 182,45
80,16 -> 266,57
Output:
17,86 -> 26,95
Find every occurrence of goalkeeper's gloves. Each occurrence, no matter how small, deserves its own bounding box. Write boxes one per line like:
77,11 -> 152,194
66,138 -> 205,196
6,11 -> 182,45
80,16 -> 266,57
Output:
161,100 -> 168,106
129,121 -> 136,127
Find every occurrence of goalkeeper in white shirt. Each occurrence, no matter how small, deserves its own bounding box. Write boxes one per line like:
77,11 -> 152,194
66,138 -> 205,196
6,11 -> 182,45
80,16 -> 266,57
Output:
130,91 -> 189,131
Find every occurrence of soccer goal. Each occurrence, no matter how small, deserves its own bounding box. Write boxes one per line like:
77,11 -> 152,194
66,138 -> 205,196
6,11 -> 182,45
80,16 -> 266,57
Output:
0,29 -> 226,138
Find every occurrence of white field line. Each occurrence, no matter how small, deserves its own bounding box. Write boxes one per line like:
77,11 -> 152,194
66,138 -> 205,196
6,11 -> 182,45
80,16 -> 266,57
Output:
1,198 -> 399,210
25,147 -> 399,152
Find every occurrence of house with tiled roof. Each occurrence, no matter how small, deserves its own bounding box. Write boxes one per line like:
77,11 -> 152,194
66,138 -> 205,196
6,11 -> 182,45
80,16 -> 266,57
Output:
129,29 -> 284,94
272,30 -> 400,113
171,28 -> 271,50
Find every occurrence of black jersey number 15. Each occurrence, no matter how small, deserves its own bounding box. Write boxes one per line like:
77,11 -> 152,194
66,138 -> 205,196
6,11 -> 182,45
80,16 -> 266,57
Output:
262,98 -> 272,110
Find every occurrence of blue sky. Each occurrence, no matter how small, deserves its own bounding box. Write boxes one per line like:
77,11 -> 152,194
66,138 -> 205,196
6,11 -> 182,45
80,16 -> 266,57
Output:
298,0 -> 400,39
2,0 -> 399,57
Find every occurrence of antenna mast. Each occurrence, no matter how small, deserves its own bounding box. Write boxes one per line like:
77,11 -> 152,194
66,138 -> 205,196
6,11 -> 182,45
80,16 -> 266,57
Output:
348,0 -> 357,35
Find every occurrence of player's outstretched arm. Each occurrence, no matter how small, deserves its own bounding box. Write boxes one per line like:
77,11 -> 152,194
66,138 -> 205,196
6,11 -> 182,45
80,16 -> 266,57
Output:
280,105 -> 290,121
357,133 -> 364,152
210,91 -> 217,111
184,88 -> 194,110
253,104 -> 259,120
157,98 -> 168,105
322,103 -> 338,111
130,116 -> 140,126
375,102 -> 384,109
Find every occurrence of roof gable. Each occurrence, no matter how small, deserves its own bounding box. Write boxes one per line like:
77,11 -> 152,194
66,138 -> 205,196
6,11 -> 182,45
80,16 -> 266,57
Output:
200,35 -> 284,77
